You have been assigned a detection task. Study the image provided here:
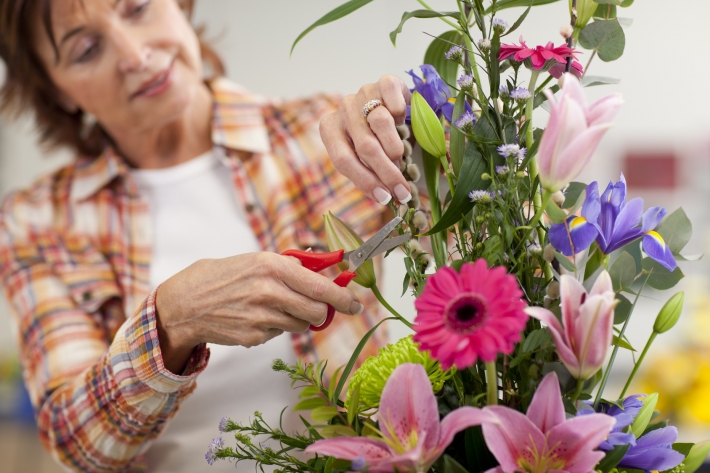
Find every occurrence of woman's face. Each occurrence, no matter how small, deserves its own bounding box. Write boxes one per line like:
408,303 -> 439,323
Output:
35,0 -> 205,135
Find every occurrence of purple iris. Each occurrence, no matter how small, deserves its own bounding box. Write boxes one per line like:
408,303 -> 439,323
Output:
405,65 -> 471,124
578,396 -> 685,473
549,175 -> 677,271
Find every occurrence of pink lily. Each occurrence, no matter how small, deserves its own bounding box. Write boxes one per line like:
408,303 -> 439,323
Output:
482,372 -> 615,473
526,271 -> 618,380
536,73 -> 623,192
305,363 -> 492,473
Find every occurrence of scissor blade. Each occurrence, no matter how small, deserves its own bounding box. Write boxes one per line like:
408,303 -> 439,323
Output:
368,234 -> 412,259
348,217 -> 403,269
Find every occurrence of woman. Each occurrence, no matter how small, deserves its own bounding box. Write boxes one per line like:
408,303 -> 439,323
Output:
0,0 -> 412,471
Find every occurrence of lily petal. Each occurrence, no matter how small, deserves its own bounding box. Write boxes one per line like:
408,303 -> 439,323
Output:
482,405 -> 546,473
527,371 -> 565,433
546,414 -> 615,473
305,437 -> 393,462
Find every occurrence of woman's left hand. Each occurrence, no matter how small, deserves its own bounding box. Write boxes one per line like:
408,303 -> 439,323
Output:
320,75 -> 412,206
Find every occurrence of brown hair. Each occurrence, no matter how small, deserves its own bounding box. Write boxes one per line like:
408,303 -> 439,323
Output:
0,0 -> 225,157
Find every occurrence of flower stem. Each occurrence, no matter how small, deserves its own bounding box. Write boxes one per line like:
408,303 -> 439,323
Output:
515,189 -> 551,253
619,331 -> 657,398
485,361 -> 498,405
371,284 -> 413,329
439,154 -> 456,197
415,0 -> 460,29
525,70 -> 540,153
570,378 -> 585,404
594,272 -> 651,409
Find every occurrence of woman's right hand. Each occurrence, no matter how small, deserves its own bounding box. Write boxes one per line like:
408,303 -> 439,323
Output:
154,252 -> 364,373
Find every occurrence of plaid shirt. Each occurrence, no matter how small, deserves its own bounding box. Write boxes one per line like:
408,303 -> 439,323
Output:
0,78 -> 386,473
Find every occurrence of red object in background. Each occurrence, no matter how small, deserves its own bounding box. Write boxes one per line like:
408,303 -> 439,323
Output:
623,151 -> 678,189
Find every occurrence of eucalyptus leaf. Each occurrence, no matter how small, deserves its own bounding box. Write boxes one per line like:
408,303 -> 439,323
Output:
545,199 -> 567,224
614,293 -> 632,325
578,19 -> 626,62
618,17 -> 633,28
641,258 -> 684,291
594,0 -> 623,5
291,0 -> 374,56
562,182 -> 587,209
390,11 -> 461,46
424,141 -> 488,236
609,252 -> 637,292
657,208 -> 692,254
555,251 -> 577,272
620,0 -> 634,6
581,75 -> 621,87
484,0 -> 561,14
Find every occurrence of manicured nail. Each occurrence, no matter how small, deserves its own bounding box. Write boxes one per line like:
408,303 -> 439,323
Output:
394,184 -> 412,204
350,301 -> 364,316
373,187 -> 392,206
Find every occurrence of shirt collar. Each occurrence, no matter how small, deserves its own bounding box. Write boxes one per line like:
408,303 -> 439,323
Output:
70,78 -> 271,202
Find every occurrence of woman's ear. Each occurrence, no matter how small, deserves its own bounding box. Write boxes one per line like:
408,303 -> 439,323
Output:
57,91 -> 79,114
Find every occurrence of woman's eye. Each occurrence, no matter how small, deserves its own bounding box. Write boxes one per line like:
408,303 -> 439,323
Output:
74,42 -> 99,63
130,0 -> 150,17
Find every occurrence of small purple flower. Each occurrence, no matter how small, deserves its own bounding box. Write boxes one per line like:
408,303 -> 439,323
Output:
457,74 -> 474,94
469,190 -> 493,203
351,456 -> 367,471
497,144 -> 526,162
496,165 -> 510,176
205,437 -> 224,466
492,18 -> 509,34
478,38 -> 491,52
444,45 -> 464,63
510,87 -> 533,103
499,84 -> 510,98
218,417 -> 228,433
454,111 -> 476,134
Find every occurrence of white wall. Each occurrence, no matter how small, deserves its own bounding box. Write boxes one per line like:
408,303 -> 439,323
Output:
1,0 -> 709,369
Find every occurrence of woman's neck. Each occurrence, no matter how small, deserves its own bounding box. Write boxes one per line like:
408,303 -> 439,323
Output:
109,83 -> 214,169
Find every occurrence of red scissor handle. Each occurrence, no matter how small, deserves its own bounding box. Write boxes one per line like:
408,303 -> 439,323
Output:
281,249 -> 357,331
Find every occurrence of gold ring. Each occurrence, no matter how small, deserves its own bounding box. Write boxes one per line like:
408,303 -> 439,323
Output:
362,99 -> 382,119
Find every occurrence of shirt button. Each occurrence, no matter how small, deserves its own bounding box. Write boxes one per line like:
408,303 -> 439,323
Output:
245,203 -> 255,213
82,291 -> 92,302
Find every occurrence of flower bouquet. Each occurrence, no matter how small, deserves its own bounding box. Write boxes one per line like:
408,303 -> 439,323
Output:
206,1 -> 710,472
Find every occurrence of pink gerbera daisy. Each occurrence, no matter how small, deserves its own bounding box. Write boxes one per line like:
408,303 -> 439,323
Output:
499,36 -> 580,72
413,260 -> 528,370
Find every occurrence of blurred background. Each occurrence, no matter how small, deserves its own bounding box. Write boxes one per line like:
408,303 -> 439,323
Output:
1,0 -> 710,471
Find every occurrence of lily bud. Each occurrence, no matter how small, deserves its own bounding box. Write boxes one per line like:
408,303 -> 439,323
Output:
653,292 -> 684,334
410,92 -> 447,158
630,393 -> 658,439
570,0 -> 598,29
324,211 -> 376,288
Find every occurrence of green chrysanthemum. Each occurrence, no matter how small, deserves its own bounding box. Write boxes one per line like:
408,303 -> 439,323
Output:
346,336 -> 456,411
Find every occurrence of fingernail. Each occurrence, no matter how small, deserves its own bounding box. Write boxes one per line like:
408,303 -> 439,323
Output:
373,187 -> 392,206
350,301 -> 364,316
394,184 -> 412,204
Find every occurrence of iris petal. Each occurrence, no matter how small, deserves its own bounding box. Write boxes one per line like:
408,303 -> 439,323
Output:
641,206 -> 666,233
549,216 -> 598,256
642,231 -> 677,271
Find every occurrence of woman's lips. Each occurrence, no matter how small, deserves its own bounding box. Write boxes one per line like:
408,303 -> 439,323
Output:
131,64 -> 174,100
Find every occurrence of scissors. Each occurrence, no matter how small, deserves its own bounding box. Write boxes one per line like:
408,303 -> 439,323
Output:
282,216 -> 411,331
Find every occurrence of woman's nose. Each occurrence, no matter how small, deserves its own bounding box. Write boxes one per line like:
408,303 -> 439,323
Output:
114,28 -> 150,73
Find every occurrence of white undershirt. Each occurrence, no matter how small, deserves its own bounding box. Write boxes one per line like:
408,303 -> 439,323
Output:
129,149 -> 299,472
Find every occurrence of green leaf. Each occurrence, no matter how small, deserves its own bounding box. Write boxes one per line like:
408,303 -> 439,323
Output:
299,386 -> 321,398
555,251 -> 577,272
443,455 -> 469,473
596,444 -> 631,473
291,0 -> 374,56
489,32 -> 501,99
545,199 -> 567,224
533,85 -> 559,109
293,397 -> 327,411
423,141 -> 487,236
390,11 -> 461,46
594,0 -> 624,5
620,0 -> 634,6
578,19 -> 626,62
581,75 -> 621,87
311,406 -> 340,422
347,383 -> 360,424
522,328 -> 552,353
503,4 -> 532,37
630,393 -> 659,438
684,440 -> 710,473
424,30 -> 465,96
612,335 -> 635,351
609,252 -> 637,292
411,92 -> 447,158
320,425 -> 358,438
671,442 -> 694,457
449,89 -> 467,176
332,317 -> 396,404
657,208 -> 692,254
562,182 -> 587,208
614,293 -> 632,325
484,0 -> 561,13
641,258 -> 685,290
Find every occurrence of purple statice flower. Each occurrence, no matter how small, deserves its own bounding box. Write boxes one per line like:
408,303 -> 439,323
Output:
495,165 -> 510,176
454,111 -> 477,134
469,190 -> 493,203
618,427 -> 685,473
499,84 -> 510,99
497,144 -> 526,163
405,65 -> 473,124
457,74 -> 475,94
218,417 -> 228,433
205,437 -> 224,466
548,175 -> 678,270
509,87 -> 533,103
444,45 -> 464,63
351,456 -> 367,471
492,18 -> 509,34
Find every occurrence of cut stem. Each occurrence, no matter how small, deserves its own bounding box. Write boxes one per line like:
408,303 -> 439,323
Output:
620,331 -> 657,398
486,360 -> 498,405
371,284 -> 413,329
